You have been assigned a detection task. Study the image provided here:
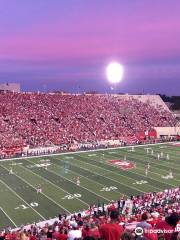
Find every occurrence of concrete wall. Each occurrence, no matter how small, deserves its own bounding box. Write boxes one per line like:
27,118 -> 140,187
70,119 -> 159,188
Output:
154,127 -> 180,137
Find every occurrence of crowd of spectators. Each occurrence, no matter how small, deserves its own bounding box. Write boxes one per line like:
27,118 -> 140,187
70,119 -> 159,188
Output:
1,187 -> 180,240
0,92 -> 177,157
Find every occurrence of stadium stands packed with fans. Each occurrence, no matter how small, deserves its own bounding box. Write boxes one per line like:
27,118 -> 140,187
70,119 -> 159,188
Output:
1,187 -> 180,240
0,92 -> 178,157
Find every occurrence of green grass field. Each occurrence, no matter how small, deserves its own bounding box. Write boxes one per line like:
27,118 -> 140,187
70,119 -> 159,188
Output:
0,143 -> 179,229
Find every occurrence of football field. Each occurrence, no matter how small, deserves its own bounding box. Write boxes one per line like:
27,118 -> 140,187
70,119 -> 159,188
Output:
0,143 -> 179,229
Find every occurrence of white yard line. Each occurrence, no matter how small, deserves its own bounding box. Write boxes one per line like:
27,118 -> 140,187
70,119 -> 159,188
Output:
108,152 -> 180,182
18,162 -> 89,208
51,156 -> 153,194
131,149 -> 180,169
0,207 -> 17,227
67,155 -> 162,192
0,178 -> 46,220
0,142 -> 178,163
33,164 -> 111,202
78,154 -> 177,189
49,163 -> 124,198
0,165 -> 71,214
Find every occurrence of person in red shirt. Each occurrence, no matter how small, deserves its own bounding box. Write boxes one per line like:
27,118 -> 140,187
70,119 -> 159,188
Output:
82,224 -> 91,238
89,223 -> 100,239
155,212 -> 180,240
57,229 -> 68,240
99,210 -> 124,240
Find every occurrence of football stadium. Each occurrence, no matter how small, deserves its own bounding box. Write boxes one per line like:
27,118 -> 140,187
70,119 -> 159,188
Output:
0,1 -> 180,240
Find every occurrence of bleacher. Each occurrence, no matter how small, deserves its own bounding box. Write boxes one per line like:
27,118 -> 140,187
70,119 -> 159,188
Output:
0,92 -> 177,157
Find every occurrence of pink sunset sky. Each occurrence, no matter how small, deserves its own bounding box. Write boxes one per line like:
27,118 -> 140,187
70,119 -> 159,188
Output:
0,0 -> 180,94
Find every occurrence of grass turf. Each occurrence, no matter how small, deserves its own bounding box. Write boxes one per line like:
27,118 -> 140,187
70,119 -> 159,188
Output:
0,143 -> 179,229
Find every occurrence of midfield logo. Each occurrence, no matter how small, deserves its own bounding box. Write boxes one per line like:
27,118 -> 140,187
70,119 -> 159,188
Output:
108,160 -> 136,170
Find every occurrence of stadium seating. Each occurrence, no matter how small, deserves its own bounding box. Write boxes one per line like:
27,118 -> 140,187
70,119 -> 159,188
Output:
1,187 -> 179,240
0,92 -> 178,157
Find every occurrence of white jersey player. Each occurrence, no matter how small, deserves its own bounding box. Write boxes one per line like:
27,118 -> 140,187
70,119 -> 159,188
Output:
160,152 -> 164,158
151,149 -> 154,156
166,154 -> 170,161
124,155 -> 127,161
157,153 -> 160,160
9,167 -> 13,174
145,167 -> 148,177
147,162 -> 150,170
37,184 -> 42,194
169,170 -> 173,179
76,177 -> 80,186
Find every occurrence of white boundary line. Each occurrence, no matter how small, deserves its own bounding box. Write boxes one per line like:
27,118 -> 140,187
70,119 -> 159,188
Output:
0,165 -> 71,214
0,178 -> 46,220
119,150 -> 180,179
0,207 -> 17,227
75,152 -> 177,189
0,142 -> 178,163
25,159 -> 127,198
0,141 -> 178,231
46,168 -> 111,202
61,155 -> 162,192
51,157 -> 155,193
107,150 -> 180,182
18,162 -> 89,208
51,156 -> 147,194
134,148 -> 180,168
26,159 -> 111,202
46,161 -> 124,198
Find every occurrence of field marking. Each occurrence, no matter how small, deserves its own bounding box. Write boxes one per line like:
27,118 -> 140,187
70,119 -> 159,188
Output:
0,165 -> 71,215
52,156 -> 153,194
129,159 -> 180,182
0,142 -> 178,163
0,207 -> 17,227
18,161 -> 89,208
135,148 -> 180,169
97,152 -> 179,188
72,155 -> 162,192
31,161 -> 111,202
47,170 -> 112,202
0,178 -> 46,220
48,161 -> 125,197
110,151 -> 180,180
52,156 -> 148,193
96,152 -> 178,188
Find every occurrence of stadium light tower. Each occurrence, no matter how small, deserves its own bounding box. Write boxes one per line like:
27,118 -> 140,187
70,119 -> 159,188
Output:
106,62 -> 124,93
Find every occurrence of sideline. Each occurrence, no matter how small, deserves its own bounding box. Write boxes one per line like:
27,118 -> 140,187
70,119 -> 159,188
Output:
0,141 -> 177,163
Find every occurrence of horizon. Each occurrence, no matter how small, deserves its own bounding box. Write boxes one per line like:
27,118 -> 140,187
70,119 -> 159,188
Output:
0,0 -> 180,94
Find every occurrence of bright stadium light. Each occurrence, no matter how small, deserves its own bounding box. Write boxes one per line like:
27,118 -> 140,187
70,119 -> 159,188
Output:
106,62 -> 124,84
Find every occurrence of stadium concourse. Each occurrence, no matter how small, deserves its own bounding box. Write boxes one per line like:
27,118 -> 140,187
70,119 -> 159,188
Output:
0,92 -> 178,158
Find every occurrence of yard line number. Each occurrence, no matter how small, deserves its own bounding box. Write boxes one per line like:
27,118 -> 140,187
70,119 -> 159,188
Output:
62,194 -> 81,200
100,186 -> 117,192
15,202 -> 39,210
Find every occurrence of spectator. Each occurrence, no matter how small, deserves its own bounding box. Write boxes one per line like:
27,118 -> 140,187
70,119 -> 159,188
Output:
155,212 -> 180,240
99,210 -> 124,240
67,222 -> 82,240
136,213 -> 152,229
